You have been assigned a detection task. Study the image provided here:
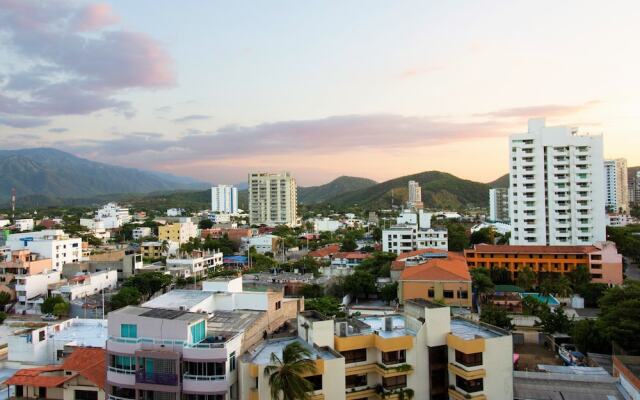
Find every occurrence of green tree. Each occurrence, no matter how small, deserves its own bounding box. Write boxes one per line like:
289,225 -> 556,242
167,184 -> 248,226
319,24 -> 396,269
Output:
342,271 -> 377,300
471,267 -> 495,302
0,292 -> 12,308
480,304 -> 513,330
572,319 -> 609,354
40,295 -> 67,314
470,227 -> 496,245
52,302 -> 70,317
340,237 -> 357,252
446,222 -> 469,251
304,297 -> 343,317
379,282 -> 398,304
299,284 -> 323,299
569,265 -> 591,293
123,272 -> 173,299
111,287 -> 142,310
264,342 -> 318,400
536,307 -> 573,334
198,219 -> 213,229
0,311 -> 6,324
579,283 -> 608,307
521,296 -> 544,316
596,281 -> 640,354
516,266 -> 536,291
292,256 -> 321,276
372,227 -> 382,242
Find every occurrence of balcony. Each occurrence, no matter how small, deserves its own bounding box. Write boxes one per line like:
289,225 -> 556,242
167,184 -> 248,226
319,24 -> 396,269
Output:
448,388 -> 486,400
106,367 -> 136,386
448,363 -> 486,380
108,395 -> 135,400
135,370 -> 179,386
182,374 -> 228,393
182,339 -> 228,360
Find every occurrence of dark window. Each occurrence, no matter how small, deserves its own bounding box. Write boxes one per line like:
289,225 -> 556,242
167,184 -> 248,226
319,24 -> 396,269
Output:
341,349 -> 367,364
305,375 -> 322,391
39,330 -> 45,342
183,361 -> 225,377
459,290 -> 468,299
382,375 -> 407,390
39,387 -> 47,398
456,376 -> 483,393
345,374 -> 367,388
381,350 -> 406,365
443,290 -> 454,299
75,390 -> 98,400
455,350 -> 482,367
427,288 -> 435,298
182,395 -> 223,400
275,301 -> 281,310
229,352 -> 236,371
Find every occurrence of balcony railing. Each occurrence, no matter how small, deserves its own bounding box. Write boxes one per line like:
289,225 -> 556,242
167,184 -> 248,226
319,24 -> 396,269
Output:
183,373 -> 226,381
135,370 -> 179,386
108,366 -> 136,375
108,395 -> 135,400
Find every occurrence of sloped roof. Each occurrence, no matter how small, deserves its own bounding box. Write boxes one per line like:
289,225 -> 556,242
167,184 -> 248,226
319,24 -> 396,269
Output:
391,248 -> 449,271
333,252 -> 370,260
469,244 -> 599,254
400,254 -> 471,282
308,244 -> 341,258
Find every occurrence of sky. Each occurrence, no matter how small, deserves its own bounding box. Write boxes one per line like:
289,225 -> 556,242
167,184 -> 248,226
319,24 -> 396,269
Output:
1,0 -> 640,186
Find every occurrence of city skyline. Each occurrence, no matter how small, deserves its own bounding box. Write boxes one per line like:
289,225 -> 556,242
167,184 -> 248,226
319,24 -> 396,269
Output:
1,1 -> 640,185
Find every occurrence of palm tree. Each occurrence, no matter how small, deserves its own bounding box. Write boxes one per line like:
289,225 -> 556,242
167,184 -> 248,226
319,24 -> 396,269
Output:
554,276 -> 573,298
516,266 -> 536,291
264,342 -> 318,400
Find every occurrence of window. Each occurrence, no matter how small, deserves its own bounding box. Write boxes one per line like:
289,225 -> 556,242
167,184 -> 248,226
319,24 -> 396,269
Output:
341,349 -> 367,364
111,355 -> 136,371
190,321 -> 206,344
120,324 -> 137,338
427,288 -> 435,298
75,390 -> 98,400
304,375 -> 322,391
345,374 -> 367,388
443,290 -> 454,299
459,290 -> 468,299
39,330 -> 46,342
275,301 -> 281,310
456,376 -> 483,393
382,375 -> 407,390
381,350 -> 406,365
229,352 -> 236,371
183,361 -> 225,377
182,395 -> 224,400
455,350 -> 482,367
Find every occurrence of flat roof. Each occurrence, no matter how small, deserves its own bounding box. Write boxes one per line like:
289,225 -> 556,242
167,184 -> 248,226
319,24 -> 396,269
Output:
450,318 -> 508,339
207,310 -> 264,334
115,306 -> 204,323
341,315 -> 417,339
142,290 -> 212,310
51,320 -> 108,348
248,337 -> 338,365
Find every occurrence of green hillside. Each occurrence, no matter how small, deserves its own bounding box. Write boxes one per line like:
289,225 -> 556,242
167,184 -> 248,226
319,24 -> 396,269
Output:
298,176 -> 377,204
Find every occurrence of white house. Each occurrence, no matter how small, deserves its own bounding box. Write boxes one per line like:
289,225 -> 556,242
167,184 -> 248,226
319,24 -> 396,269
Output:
94,203 -> 131,229
312,218 -> 343,233
79,218 -> 110,240
166,208 -> 185,217
132,226 -> 152,240
6,230 -> 82,270
14,219 -> 34,232
52,270 -> 118,301
165,251 -> 224,278
240,234 -> 279,254
382,224 -> 448,254
15,270 -> 61,313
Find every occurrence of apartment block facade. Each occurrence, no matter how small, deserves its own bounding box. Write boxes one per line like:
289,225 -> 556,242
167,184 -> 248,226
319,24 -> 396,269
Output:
488,188 -> 509,223
509,118 -> 605,245
240,301 -> 513,400
604,158 -> 629,213
158,219 -> 198,245
382,225 -> 448,254
407,180 -> 423,210
6,230 -> 82,270
464,242 -> 623,285
211,185 -> 239,214
248,172 -> 298,227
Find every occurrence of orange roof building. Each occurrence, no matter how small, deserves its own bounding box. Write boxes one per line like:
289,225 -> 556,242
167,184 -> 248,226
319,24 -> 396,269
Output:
398,253 -> 472,308
308,244 -> 341,259
4,347 -> 106,400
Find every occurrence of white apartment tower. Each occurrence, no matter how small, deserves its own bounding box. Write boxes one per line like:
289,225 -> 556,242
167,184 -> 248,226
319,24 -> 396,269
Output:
211,185 -> 238,214
604,158 -> 629,213
489,188 -> 510,222
509,118 -> 605,245
248,172 -> 298,226
407,180 -> 423,209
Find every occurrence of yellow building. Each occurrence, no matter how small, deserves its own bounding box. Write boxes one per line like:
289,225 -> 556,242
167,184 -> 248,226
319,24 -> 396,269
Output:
239,301 -> 513,400
158,219 -> 197,244
140,241 -> 164,259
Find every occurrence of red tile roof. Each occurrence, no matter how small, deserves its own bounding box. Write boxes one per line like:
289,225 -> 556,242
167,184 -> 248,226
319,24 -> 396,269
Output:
469,244 -> 600,254
333,252 -> 370,260
395,248 -> 448,261
4,347 -> 106,389
308,244 -> 341,258
400,254 -> 471,281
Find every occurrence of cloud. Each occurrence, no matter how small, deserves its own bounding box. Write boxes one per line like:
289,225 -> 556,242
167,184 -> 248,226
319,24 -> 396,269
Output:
59,114 -> 509,165
0,116 -> 50,128
48,127 -> 69,133
399,65 -> 442,79
0,0 -> 175,118
173,114 -> 212,123
481,101 -> 600,118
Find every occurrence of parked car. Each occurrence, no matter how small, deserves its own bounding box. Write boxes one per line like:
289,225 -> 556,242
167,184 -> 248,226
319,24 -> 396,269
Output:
41,314 -> 58,321
558,343 -> 586,366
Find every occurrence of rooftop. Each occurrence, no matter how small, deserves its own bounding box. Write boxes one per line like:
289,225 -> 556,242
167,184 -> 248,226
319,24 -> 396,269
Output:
247,337 -> 338,365
339,314 -> 417,339
469,244 -> 600,254
141,290 -> 213,310
207,310 -> 264,334
399,253 -> 471,281
115,306 -> 205,323
450,318 -> 508,339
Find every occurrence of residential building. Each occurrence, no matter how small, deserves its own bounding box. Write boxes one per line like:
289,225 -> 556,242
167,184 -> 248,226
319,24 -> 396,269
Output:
464,242 -> 623,285
312,217 -> 343,233
158,218 -> 198,245
308,244 -> 341,262
7,318 -> 107,364
407,180 -> 424,210
141,241 -> 178,259
240,234 -> 279,254
489,188 -> 510,223
5,347 -> 106,400
6,230 -> 82,270
165,250 -> 223,278
132,227 -> 152,240
612,349 -> 640,400
0,250 -> 52,285
240,301 -> 513,400
470,222 -> 512,236
166,208 -> 184,217
95,203 -> 132,229
509,118 -> 605,245
15,218 -> 34,232
63,249 -> 142,282
604,158 -> 629,214
248,172 -> 298,226
390,248 -> 450,281
607,213 -> 635,227
0,219 -> 10,228
79,218 -> 110,240
15,270 -> 61,312
321,252 -> 372,277
382,224 -> 448,254
398,253 -> 472,308
210,212 -> 232,224
51,270 -> 118,301
212,184 -> 239,214
105,277 -> 301,400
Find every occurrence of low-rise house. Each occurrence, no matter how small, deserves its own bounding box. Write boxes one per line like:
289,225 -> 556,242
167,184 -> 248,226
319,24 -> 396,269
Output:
4,347 -> 106,400
398,253 -> 472,308
79,219 -> 111,240
312,217 -> 343,232
166,208 -> 184,217
132,227 -> 152,240
14,219 -> 35,232
240,234 -> 279,254
158,218 -> 198,244
165,250 -> 223,278
51,270 -> 117,301
64,249 -> 142,282
308,244 -> 341,262
390,248 -> 449,281
6,230 -> 82,271
95,203 -> 132,229
382,224 -> 448,254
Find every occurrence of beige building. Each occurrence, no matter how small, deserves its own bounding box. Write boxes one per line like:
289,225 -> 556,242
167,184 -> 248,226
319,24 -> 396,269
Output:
248,172 -> 298,227
239,300 -> 513,400
158,218 -> 198,245
605,158 -> 629,213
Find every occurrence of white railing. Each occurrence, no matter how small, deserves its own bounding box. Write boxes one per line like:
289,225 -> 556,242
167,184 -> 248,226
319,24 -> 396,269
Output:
108,366 -> 136,375
183,374 -> 226,381
108,395 -> 135,400
108,335 -> 233,349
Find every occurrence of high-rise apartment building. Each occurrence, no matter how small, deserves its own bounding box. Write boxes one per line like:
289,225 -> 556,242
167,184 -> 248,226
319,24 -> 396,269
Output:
489,188 -> 509,222
509,118 -> 605,245
248,172 -> 298,226
604,158 -> 629,213
407,180 -> 423,209
211,185 -> 238,214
